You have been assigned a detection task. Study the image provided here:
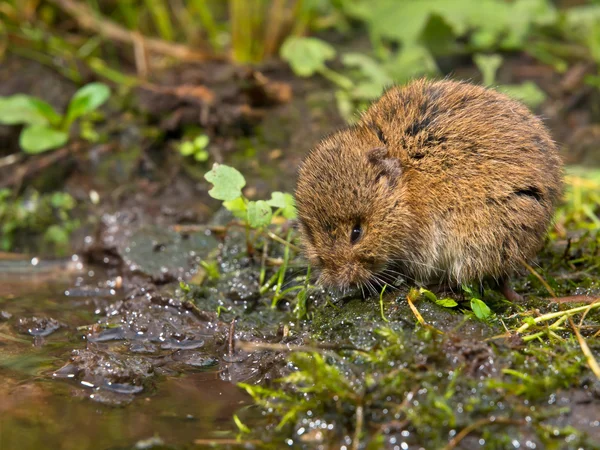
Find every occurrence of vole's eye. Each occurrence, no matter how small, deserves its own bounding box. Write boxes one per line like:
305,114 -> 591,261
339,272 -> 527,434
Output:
350,223 -> 362,244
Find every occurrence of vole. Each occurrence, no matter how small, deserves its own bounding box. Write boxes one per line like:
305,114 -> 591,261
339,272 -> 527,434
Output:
295,79 -> 563,301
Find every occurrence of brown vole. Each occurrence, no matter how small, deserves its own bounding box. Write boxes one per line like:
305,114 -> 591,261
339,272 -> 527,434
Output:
295,79 -> 563,301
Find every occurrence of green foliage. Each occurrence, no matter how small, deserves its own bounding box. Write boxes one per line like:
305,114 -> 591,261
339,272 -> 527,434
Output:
178,134 -> 210,162
266,192 -> 296,220
470,297 -> 492,320
204,164 -> 246,202
280,36 -> 336,77
247,200 -> 273,228
63,82 -> 111,128
473,54 -> 547,108
0,83 -> 110,154
204,163 -> 297,228
239,324 -> 594,447
419,288 -> 458,308
556,167 -> 600,231
19,125 -> 69,154
281,36 -> 353,89
0,189 -> 79,253
462,284 -> 493,320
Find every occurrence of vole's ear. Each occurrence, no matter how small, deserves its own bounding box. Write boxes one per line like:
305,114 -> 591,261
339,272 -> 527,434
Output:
367,147 -> 402,186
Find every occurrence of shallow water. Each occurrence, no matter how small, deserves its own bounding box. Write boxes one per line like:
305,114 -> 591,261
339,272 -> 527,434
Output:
0,258 -> 248,450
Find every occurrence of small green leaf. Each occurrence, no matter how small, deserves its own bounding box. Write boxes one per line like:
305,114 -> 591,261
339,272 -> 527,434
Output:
436,298 -> 458,308
223,196 -> 248,220
20,125 -> 69,154
50,192 -> 75,209
419,287 -> 438,302
179,141 -> 195,156
193,135 -> 209,149
65,82 -> 110,127
280,36 -> 336,77
470,297 -> 492,320
342,52 -> 392,86
193,149 -> 209,162
204,163 -> 246,201
0,95 -> 61,126
267,192 -> 297,219
247,200 -> 273,228
44,225 -> 69,246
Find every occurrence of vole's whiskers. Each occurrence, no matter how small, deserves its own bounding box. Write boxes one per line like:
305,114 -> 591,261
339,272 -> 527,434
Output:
380,268 -> 418,284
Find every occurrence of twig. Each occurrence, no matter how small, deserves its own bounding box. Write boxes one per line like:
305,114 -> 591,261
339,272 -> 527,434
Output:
569,317 -> 600,380
406,291 -> 445,335
48,0 -> 224,62
516,301 -> 600,334
443,417 -> 522,450
352,404 -> 364,450
518,257 -> 557,298
0,143 -> 115,189
0,153 -> 22,169
265,230 -> 301,252
170,224 -> 227,234
193,439 -> 262,445
228,317 -> 237,360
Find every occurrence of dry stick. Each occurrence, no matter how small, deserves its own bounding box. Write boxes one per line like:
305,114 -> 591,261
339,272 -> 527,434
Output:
406,293 -> 445,335
569,317 -> 600,381
518,256 -> 557,298
0,142 -> 114,189
48,0 -> 224,62
228,317 -> 237,359
193,439 -> 262,446
265,230 -> 301,253
516,302 -> 600,334
578,298 -> 600,327
263,0 -> 286,59
442,417 -> 522,450
352,404 -> 364,450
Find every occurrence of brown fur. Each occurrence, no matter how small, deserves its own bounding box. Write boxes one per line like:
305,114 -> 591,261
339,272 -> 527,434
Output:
295,79 -> 563,296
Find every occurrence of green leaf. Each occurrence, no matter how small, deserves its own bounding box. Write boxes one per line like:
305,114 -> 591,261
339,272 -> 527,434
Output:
384,44 -> 438,82
65,82 -> 110,127
44,225 -> 69,246
342,53 -> 392,86
436,298 -> 458,308
247,200 -> 273,228
179,141 -> 195,156
280,36 -> 336,77
470,297 -> 492,320
223,196 -> 248,220
267,192 -> 297,219
193,149 -> 209,162
20,125 -> 69,154
193,135 -> 209,149
204,163 -> 246,201
419,287 -> 438,302
499,82 -> 547,109
474,53 -> 503,86
50,192 -> 75,210
0,95 -> 62,126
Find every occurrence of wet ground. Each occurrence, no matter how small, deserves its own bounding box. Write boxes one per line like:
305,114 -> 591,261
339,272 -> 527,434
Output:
0,53 -> 599,449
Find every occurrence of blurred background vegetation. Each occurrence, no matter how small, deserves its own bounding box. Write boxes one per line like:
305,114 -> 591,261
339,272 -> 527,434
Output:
0,0 -> 599,253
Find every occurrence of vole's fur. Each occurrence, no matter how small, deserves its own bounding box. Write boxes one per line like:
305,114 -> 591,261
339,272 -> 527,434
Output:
295,79 -> 563,300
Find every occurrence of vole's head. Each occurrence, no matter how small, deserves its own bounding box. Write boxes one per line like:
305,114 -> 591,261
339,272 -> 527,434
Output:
295,126 -> 410,292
